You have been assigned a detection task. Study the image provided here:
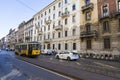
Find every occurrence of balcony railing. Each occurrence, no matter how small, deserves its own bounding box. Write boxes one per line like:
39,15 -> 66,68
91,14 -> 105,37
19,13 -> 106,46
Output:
25,36 -> 30,40
38,31 -> 43,35
54,25 -> 62,30
44,39 -> 51,43
81,3 -> 94,12
99,14 -> 111,20
45,20 -> 52,25
61,11 -> 70,18
80,30 -> 98,38
112,10 -> 120,17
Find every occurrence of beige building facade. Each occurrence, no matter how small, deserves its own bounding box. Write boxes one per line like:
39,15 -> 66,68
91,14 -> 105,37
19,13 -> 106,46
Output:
80,0 -> 99,56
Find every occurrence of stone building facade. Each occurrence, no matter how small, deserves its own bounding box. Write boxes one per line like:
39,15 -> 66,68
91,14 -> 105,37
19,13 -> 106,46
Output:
97,0 -> 120,59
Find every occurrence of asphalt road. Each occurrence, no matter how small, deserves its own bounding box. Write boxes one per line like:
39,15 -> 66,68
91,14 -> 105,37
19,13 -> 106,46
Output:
0,50 -> 72,80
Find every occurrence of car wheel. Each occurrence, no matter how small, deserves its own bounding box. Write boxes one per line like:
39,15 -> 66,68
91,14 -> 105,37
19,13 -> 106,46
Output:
67,57 -> 71,61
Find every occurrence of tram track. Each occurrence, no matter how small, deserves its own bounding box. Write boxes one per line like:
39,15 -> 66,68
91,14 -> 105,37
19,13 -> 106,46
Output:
15,55 -> 120,80
16,56 -> 82,80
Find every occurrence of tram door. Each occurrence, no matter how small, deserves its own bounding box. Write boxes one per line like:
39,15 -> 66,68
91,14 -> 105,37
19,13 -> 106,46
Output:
28,44 -> 32,56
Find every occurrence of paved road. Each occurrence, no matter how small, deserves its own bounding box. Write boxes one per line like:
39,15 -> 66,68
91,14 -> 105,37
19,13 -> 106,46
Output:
0,50 -> 72,80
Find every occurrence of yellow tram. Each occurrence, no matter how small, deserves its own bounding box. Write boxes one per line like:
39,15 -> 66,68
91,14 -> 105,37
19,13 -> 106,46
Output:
14,42 -> 41,57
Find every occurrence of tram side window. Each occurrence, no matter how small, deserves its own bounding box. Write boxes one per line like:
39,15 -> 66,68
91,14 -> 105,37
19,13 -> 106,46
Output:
22,45 -> 27,50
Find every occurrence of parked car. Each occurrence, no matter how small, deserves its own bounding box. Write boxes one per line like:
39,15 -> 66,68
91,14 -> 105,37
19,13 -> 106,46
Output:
42,49 -> 53,55
55,51 -> 79,60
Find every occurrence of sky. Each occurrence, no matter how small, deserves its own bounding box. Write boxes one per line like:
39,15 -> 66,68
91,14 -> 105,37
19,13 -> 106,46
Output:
0,0 -> 54,39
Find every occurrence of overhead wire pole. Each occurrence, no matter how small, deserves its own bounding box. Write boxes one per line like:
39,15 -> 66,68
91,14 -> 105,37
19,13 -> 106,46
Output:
16,0 -> 37,12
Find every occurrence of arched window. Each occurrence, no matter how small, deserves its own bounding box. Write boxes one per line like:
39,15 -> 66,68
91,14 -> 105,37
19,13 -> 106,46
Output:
102,5 -> 108,16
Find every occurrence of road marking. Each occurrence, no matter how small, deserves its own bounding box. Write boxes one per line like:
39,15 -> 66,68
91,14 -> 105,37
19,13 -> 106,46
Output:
17,59 -> 74,80
75,62 -> 81,65
93,62 -> 119,70
0,69 -> 21,80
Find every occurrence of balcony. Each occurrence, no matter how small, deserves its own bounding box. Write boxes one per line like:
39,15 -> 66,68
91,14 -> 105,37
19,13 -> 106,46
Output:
99,14 -> 112,20
54,25 -> 62,31
45,20 -> 51,25
38,31 -> 43,35
61,11 -> 70,18
80,30 -> 98,38
112,10 -> 120,17
25,36 -> 30,40
81,3 -> 94,12
44,39 -> 51,43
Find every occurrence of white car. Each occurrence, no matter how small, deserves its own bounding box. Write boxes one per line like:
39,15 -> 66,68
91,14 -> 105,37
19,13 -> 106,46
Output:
42,49 -> 53,55
55,51 -> 79,60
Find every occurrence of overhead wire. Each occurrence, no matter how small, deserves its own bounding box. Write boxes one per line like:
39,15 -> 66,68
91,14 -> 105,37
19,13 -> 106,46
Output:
16,0 -> 37,12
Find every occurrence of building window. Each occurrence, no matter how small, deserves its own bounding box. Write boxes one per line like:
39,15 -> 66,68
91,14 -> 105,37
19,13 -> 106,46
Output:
72,29 -> 76,36
65,18 -> 68,25
53,33 -> 55,39
53,14 -> 55,19
58,2 -> 61,7
103,21 -> 109,32
53,6 -> 55,10
65,43 -> 68,50
49,9 -> 51,13
53,44 -> 55,49
58,11 -> 61,17
48,25 -> 50,30
48,34 -> 50,39
72,15 -> 76,23
45,11 -> 47,16
118,0 -> 120,12
58,21 -> 61,25
65,0 -> 67,4
53,23 -> 55,29
44,26 -> 46,31
86,11 -> 91,20
47,44 -> 50,49
86,39 -> 91,49
86,25 -> 91,32
86,0 -> 90,5
72,4 -> 76,11
104,38 -> 111,49
58,43 -> 61,50
58,32 -> 61,38
65,8 -> 68,12
118,19 -> 120,31
73,43 -> 76,50
41,14 -> 43,17
102,5 -> 108,17
65,31 -> 68,37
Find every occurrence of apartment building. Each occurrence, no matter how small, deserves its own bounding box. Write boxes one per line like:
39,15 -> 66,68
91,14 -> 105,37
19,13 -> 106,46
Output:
33,0 -> 81,52
18,21 -> 25,43
98,0 -> 120,59
24,18 -> 34,42
80,0 -> 99,56
6,29 -> 18,49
